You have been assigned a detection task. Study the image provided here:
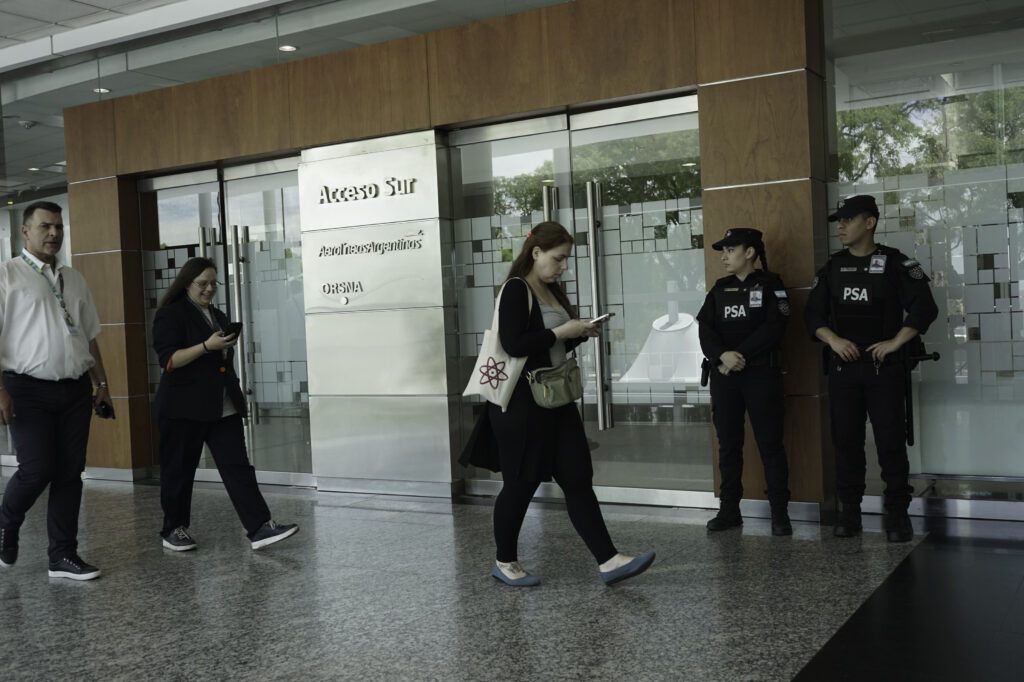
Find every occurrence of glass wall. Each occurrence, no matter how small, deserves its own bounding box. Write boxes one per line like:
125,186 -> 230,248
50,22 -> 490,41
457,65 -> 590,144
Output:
451,97 -> 711,496
827,2 -> 1024,487
140,165 -> 311,478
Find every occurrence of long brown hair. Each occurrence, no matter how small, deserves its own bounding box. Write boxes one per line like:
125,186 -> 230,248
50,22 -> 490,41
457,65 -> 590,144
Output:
505,221 -> 576,317
158,257 -> 217,308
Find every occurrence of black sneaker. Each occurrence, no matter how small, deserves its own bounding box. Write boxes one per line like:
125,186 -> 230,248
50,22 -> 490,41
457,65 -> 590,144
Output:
250,520 -> 298,550
706,504 -> 742,532
884,509 -> 914,543
48,555 -> 101,581
162,526 -> 197,552
833,503 -> 862,538
0,526 -> 18,568
771,506 -> 793,536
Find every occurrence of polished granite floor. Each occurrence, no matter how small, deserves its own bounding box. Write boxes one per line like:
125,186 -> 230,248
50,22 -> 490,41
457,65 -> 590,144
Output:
0,479 -> 1013,681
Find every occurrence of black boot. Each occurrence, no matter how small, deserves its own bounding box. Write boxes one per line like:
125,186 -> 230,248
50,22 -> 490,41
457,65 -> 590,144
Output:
833,503 -> 862,538
707,502 -> 742,532
770,504 -> 792,536
884,508 -> 913,543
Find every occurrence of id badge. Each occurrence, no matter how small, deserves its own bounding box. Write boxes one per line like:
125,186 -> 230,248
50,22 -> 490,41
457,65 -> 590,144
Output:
749,289 -> 763,308
65,324 -> 81,337
869,254 -> 887,274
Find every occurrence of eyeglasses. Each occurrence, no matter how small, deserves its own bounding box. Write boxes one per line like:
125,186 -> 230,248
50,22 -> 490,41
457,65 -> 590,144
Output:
191,280 -> 220,290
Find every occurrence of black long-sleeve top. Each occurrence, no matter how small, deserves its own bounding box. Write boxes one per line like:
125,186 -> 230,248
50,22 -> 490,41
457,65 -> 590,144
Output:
696,270 -> 789,365
804,244 -> 938,346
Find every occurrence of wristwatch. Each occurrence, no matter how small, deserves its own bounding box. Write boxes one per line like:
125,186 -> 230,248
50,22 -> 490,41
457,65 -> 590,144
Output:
96,381 -> 109,389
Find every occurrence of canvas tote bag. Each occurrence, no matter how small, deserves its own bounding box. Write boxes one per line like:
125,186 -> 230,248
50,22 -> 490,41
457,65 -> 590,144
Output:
462,278 -> 533,412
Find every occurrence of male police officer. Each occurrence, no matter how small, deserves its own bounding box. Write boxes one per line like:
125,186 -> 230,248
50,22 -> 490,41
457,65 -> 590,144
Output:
805,195 -> 937,542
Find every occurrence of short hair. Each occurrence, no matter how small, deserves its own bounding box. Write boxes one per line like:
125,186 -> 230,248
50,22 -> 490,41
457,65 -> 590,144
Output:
23,201 -> 63,226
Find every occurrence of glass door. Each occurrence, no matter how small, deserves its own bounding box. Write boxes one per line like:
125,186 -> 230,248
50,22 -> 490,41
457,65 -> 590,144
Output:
567,101 -> 708,491
141,162 -> 311,483
453,96 -> 712,498
223,170 -> 311,477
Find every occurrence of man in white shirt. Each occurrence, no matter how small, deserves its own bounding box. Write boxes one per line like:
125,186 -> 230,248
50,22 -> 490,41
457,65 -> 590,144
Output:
0,201 -> 114,580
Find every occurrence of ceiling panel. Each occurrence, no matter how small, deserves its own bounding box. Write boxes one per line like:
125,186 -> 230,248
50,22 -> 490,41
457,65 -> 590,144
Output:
0,0 -> 100,23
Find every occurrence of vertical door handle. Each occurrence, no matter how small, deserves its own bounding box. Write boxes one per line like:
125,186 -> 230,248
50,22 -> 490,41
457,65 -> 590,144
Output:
229,225 -> 251,427
585,181 -> 612,430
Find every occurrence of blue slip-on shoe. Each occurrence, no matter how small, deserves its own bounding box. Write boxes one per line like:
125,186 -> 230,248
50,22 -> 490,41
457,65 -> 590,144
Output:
491,561 -> 540,587
600,551 -> 656,586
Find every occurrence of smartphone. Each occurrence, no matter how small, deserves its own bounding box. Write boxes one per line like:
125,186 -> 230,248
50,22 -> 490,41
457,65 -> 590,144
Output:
589,312 -> 615,324
222,321 -> 243,337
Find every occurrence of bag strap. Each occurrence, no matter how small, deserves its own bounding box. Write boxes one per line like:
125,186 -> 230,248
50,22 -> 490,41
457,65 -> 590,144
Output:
491,277 -> 533,330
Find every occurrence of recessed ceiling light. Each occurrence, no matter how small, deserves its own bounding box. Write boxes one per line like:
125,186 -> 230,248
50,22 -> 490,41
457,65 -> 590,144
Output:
682,162 -> 697,167
28,167 -> 40,171
93,87 -> 110,94
278,45 -> 298,52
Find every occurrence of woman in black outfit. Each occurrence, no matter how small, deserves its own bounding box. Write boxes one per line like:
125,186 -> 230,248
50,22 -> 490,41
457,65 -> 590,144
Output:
697,228 -> 791,535
153,257 -> 298,551
463,222 -> 655,587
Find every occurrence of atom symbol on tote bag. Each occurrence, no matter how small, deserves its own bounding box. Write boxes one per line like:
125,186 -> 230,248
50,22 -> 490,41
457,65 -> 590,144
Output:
478,356 -> 509,389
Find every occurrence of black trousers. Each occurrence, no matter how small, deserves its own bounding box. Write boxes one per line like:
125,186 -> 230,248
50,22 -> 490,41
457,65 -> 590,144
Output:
158,414 -> 271,538
492,408 -> 616,565
710,365 -> 790,506
828,360 -> 913,509
0,372 -> 93,562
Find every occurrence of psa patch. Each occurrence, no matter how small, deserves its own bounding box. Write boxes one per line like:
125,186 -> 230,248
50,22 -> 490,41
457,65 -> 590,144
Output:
775,290 -> 790,316
903,258 -> 926,280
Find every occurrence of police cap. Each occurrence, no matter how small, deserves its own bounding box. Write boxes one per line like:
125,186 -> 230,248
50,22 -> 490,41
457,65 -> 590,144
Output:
711,228 -> 763,251
828,194 -> 879,221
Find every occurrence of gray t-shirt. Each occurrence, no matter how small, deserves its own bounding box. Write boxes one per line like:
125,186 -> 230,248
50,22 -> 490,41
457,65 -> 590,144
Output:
539,300 -> 570,367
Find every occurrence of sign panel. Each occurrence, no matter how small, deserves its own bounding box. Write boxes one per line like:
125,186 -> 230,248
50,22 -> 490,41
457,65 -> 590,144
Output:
299,143 -> 440,231
301,219 -> 443,313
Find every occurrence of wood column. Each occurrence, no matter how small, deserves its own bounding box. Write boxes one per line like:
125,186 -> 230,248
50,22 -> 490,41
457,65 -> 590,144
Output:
64,165 -> 155,476
695,0 -> 833,505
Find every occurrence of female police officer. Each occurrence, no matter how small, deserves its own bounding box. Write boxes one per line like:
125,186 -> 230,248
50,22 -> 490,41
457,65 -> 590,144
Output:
697,228 -> 792,536
805,195 -> 937,542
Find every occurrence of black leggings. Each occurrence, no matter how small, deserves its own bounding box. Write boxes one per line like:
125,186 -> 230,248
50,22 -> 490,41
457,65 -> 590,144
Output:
494,478 -> 617,565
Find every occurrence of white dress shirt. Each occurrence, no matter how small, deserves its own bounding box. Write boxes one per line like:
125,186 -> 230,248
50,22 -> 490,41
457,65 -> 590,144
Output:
0,252 -> 101,381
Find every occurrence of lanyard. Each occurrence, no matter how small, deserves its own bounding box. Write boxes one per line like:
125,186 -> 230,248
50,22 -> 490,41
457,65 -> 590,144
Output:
20,253 -> 75,328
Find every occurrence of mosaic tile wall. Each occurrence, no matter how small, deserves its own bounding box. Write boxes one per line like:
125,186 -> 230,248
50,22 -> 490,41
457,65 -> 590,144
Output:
455,197 -> 709,423
143,243 -> 309,408
831,165 -> 1024,475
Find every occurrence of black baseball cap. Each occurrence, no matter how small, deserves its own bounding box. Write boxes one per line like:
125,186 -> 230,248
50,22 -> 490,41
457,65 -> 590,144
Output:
828,194 -> 879,221
712,228 -> 763,251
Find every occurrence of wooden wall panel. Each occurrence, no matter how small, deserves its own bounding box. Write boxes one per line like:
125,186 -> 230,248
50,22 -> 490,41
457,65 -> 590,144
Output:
712,395 -> 831,504
93,324 -> 150,397
86,395 -> 155,471
290,37 -> 429,150
72,252 -> 144,324
545,0 -> 697,105
694,0 -> 824,83
64,99 -> 116,182
172,66 -> 292,166
114,87 -> 182,174
68,177 -> 140,253
699,71 -> 823,188
701,180 -> 821,287
427,8 -> 550,127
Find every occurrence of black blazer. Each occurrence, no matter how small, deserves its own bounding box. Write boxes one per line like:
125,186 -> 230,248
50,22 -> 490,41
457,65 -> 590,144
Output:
153,297 -> 247,422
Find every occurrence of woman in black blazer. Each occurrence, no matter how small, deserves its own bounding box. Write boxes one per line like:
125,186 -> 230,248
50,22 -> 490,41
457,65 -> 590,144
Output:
462,222 -> 654,587
153,257 -> 297,551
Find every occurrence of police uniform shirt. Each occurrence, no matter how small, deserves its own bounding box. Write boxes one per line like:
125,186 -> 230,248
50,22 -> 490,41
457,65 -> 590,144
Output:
0,252 -> 101,381
697,270 -> 790,365
804,244 -> 938,347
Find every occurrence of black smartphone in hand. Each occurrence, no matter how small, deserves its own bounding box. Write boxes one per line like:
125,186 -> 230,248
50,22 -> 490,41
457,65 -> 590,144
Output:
223,322 -> 243,337
94,401 -> 115,419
